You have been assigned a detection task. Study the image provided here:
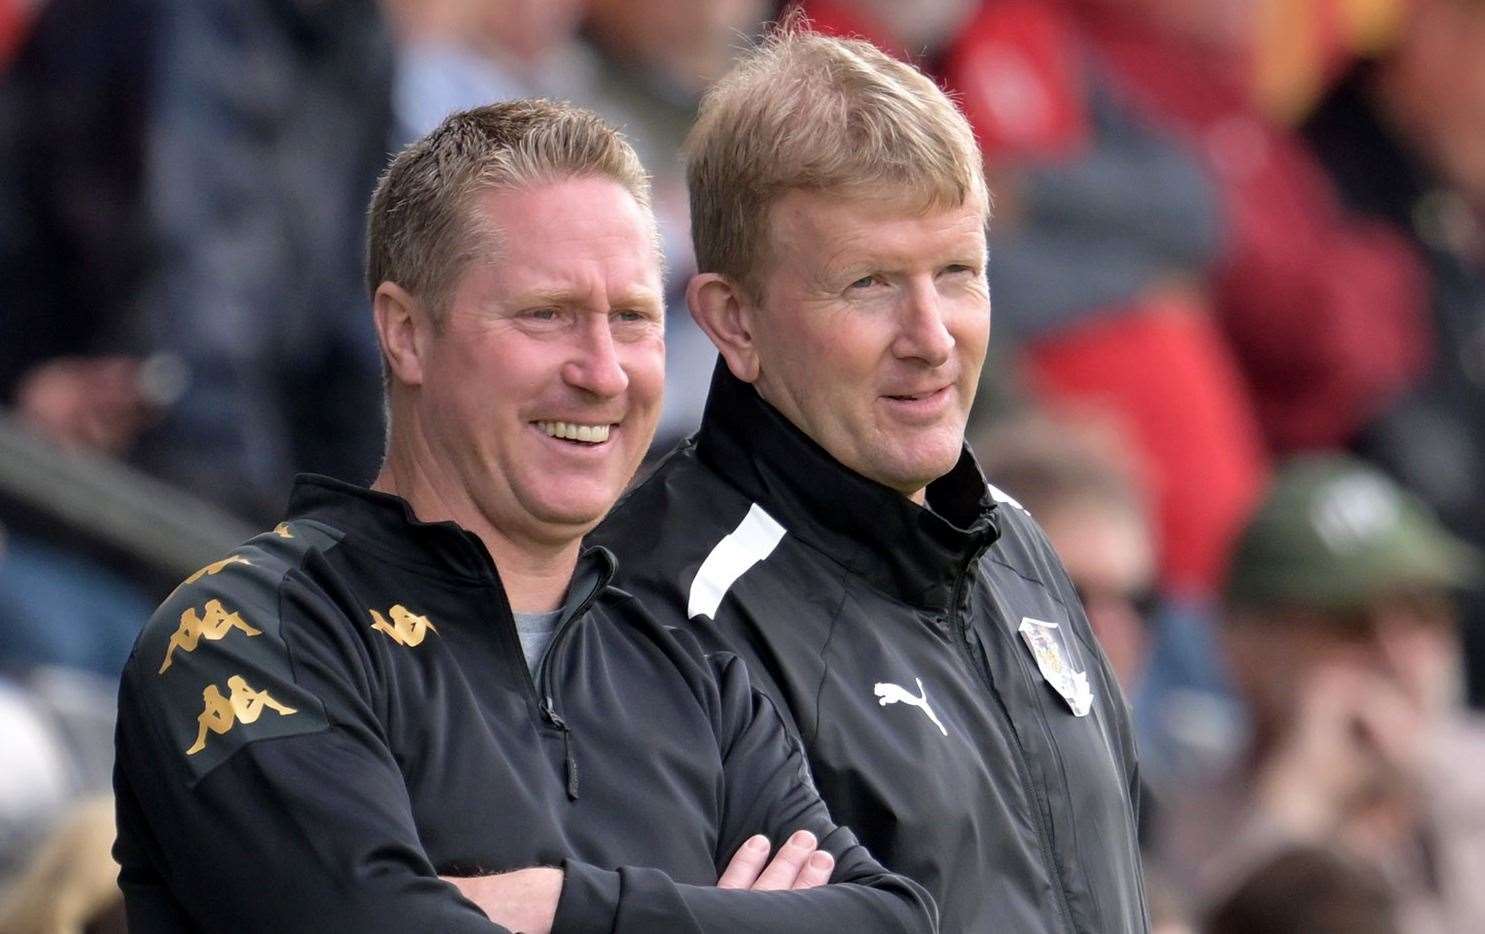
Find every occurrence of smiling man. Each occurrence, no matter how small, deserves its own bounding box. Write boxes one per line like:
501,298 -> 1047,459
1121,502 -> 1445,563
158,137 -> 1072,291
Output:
591,26 -> 1149,933
111,100 -> 934,933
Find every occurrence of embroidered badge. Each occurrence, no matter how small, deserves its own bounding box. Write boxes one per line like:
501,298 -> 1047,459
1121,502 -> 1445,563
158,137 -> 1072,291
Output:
1018,617 -> 1093,717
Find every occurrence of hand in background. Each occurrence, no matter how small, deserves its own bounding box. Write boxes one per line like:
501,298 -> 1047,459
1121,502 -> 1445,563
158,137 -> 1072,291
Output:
15,356 -> 150,455
1256,661 -> 1426,847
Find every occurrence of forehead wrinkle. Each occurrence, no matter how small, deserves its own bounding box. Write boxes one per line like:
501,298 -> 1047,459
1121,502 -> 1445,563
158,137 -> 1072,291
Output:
494,241 -> 662,311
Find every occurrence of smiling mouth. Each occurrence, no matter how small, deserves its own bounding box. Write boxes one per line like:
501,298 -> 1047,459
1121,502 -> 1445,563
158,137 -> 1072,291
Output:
536,420 -> 614,444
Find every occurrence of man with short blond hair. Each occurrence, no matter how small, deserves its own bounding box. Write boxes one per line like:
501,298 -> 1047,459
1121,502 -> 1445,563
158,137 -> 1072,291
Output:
113,99 -> 934,933
594,25 -> 1149,932
684,27 -> 987,300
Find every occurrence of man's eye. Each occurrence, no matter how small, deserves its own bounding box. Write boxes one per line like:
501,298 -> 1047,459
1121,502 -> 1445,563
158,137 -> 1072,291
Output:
524,307 -> 560,321
613,309 -> 649,323
941,264 -> 976,277
848,275 -> 881,290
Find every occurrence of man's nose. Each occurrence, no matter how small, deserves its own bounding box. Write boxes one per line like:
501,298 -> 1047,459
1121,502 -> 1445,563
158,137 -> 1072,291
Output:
891,279 -> 955,367
563,316 -> 630,397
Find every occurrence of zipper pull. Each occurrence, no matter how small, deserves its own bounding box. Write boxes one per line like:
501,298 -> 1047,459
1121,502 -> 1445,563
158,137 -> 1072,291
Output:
541,697 -> 580,801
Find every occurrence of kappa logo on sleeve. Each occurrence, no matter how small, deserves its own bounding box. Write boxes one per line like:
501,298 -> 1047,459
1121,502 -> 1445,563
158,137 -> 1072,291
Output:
273,522 -> 295,539
874,677 -> 949,736
369,605 -> 437,647
186,674 -> 298,755
166,554 -> 253,600
159,599 -> 263,674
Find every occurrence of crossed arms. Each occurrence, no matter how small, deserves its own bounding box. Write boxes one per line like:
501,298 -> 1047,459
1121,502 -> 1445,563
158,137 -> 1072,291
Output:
113,577 -> 934,933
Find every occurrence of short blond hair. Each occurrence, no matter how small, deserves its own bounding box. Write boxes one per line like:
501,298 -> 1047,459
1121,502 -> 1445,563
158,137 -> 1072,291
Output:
686,21 -> 988,295
366,99 -> 653,320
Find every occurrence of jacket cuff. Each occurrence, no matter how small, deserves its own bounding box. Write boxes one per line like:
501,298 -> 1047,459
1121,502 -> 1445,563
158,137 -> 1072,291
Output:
552,859 -> 621,934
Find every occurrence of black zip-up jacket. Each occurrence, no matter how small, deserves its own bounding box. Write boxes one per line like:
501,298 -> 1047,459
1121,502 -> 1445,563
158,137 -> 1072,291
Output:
113,476 -> 935,933
592,366 -> 1149,933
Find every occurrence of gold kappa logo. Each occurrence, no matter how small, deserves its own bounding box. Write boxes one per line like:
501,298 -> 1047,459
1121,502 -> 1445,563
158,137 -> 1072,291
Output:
186,674 -> 297,755
159,599 -> 263,674
167,554 -> 252,600
273,522 -> 294,539
369,605 -> 437,647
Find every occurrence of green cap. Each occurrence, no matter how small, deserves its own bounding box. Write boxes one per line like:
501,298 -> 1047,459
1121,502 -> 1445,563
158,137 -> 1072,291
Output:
1224,455 -> 1483,611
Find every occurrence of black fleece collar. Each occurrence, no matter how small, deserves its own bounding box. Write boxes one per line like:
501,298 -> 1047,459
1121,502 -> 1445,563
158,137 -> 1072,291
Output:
694,362 -> 1000,611
286,473 -> 616,594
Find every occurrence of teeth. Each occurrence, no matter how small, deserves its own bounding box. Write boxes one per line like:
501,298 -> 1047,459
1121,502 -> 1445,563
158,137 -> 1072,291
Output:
537,421 -> 612,443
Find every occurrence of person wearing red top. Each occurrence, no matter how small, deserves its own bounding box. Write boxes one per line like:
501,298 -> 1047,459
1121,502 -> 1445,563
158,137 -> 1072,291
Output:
1069,0 -> 1431,454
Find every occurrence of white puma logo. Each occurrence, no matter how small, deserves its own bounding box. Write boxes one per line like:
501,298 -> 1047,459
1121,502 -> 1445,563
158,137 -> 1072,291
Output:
873,677 -> 948,737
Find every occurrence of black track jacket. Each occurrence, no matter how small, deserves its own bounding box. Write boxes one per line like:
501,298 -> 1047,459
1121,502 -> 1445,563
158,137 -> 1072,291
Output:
592,366 -> 1149,932
113,476 -> 935,933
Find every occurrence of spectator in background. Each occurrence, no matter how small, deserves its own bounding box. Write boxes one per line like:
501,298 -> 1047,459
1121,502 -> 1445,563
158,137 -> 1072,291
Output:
0,0 -> 159,448
0,669 -> 117,888
0,0 -> 167,728
382,0 -> 592,143
2,0 -> 396,524
0,530 -> 154,677
1303,0 -> 1485,706
1205,844 -> 1399,934
127,0 -> 394,523
0,796 -> 124,934
1158,455 -> 1485,933
1071,0 -> 1432,457
799,0 -> 1269,598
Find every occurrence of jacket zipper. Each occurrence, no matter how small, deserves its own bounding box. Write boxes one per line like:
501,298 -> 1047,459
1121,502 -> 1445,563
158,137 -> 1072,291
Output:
948,557 -> 1080,933
532,581 -> 603,801
470,530 -> 601,803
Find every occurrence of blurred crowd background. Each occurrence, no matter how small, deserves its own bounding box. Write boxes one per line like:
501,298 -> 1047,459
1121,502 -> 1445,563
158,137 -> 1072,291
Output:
2,0 -> 1484,931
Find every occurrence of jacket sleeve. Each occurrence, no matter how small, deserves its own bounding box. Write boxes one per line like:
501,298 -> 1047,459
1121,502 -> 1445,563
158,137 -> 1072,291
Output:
547,653 -> 938,934
113,563 -> 505,933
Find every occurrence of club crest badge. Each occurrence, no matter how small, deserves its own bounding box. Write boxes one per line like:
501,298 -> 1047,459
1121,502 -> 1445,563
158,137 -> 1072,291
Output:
1017,617 -> 1093,717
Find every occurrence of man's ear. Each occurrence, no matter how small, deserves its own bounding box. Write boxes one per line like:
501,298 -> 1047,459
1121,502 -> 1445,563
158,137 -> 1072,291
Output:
687,272 -> 761,383
373,282 -> 431,388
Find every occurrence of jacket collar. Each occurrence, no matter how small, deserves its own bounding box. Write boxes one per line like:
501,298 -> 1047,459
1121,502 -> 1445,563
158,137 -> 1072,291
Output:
286,474 -> 616,595
695,362 -> 1000,611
